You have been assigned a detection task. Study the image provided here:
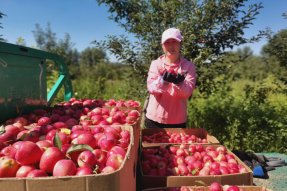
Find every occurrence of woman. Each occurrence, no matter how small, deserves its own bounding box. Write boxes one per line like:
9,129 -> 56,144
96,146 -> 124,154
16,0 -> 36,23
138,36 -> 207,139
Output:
145,28 -> 196,128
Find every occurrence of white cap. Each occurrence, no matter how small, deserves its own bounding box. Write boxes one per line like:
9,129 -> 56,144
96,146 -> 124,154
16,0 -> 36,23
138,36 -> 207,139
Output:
161,28 -> 182,44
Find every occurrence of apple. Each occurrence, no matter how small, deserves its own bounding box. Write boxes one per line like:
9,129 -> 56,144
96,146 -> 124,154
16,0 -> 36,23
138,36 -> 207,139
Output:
78,151 -> 97,168
106,154 -> 124,170
199,166 -> 210,176
92,149 -> 107,165
27,169 -> 48,177
170,167 -> 180,176
128,110 -> 139,119
210,168 -> 222,175
80,120 -> 93,126
52,132 -> 70,145
178,163 -> 189,176
101,166 -> 115,174
0,157 -> 20,177
14,117 -> 29,126
142,164 -> 151,175
38,117 -> 51,126
36,140 -> 53,153
226,186 -> 240,191
12,122 -> 25,131
228,159 -> 238,165
1,145 -> 17,159
219,166 -> 230,175
125,116 -> 136,124
53,122 -> 68,129
99,136 -> 116,152
76,166 -> 93,176
157,168 -> 166,176
15,141 -> 42,165
209,182 -> 223,191
107,146 -> 126,158
4,125 -> 20,136
40,124 -> 54,135
72,134 -> 97,149
16,165 -> 36,177
39,147 -> 66,173
53,159 -> 77,176
50,114 -> 60,122
0,132 -> 16,145
65,118 -> 79,127
58,116 -> 71,123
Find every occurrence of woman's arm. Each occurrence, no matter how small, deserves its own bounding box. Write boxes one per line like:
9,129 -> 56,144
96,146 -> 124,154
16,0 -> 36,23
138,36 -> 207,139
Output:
147,61 -> 170,95
173,62 -> 196,99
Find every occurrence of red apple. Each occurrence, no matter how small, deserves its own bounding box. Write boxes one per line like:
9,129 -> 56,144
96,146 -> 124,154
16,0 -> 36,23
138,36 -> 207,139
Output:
106,154 -> 124,170
1,146 -> 17,159
38,117 -> 51,126
76,166 -> 93,176
53,159 -> 76,176
39,147 -> 66,173
27,169 -> 48,177
0,157 -> 20,177
4,125 -> 20,136
16,165 -> 36,177
0,132 -> 16,145
14,117 -> 29,126
53,122 -> 68,129
101,166 -> 115,174
209,182 -> 222,191
78,151 -> 97,168
15,141 -> 42,165
72,134 -> 97,149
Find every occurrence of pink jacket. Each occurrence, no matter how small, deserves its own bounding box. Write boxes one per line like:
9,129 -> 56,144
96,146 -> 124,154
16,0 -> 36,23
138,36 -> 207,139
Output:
146,55 -> 196,124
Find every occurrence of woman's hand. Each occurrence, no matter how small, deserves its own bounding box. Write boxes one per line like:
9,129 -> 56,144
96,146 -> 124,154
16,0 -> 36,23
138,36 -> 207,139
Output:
173,70 -> 187,85
160,71 -> 175,84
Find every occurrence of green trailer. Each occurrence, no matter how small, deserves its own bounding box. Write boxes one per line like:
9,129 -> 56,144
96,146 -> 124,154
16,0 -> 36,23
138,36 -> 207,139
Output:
0,42 -> 72,124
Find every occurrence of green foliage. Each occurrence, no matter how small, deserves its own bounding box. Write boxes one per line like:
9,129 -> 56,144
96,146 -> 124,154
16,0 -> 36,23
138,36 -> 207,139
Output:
261,14 -> 287,88
15,37 -> 27,46
32,22 -> 80,79
80,47 -> 107,67
187,77 -> 287,154
94,0 -> 266,97
0,11 -> 6,41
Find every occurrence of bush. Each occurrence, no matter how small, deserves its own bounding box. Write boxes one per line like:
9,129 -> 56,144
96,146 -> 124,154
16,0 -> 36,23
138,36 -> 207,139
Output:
187,79 -> 287,154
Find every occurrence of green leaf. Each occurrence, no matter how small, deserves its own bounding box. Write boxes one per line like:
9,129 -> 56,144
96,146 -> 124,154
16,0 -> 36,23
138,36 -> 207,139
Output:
66,144 -> 93,154
0,125 -> 5,135
195,180 -> 206,186
191,169 -> 198,175
15,133 -> 28,142
53,132 -> 62,150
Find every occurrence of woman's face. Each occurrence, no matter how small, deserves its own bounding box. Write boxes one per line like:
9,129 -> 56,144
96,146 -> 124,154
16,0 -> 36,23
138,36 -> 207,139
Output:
162,38 -> 181,58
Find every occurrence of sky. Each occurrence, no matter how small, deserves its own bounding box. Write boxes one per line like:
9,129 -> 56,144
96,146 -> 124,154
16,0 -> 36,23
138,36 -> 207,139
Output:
1,0 -> 287,62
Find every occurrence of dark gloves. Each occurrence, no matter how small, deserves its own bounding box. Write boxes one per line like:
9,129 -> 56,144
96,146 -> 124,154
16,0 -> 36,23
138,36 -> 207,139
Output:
160,70 -> 175,84
173,70 -> 187,85
173,73 -> 185,85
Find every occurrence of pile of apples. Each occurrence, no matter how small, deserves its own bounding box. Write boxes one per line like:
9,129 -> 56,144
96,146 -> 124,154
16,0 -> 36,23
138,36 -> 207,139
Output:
54,98 -> 105,107
0,123 -> 131,178
86,107 -> 140,126
142,132 -> 208,144
3,105 -> 139,131
141,144 -> 249,176
103,99 -> 140,107
167,183 -> 269,191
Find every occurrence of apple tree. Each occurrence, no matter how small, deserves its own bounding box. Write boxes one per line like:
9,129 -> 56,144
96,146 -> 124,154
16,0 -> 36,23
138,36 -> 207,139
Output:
0,11 -> 6,41
93,0 -> 266,97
